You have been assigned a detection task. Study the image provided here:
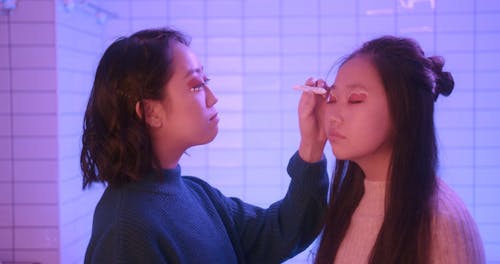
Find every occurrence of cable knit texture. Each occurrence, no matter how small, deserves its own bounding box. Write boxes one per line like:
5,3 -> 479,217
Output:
334,178 -> 485,264
84,151 -> 328,264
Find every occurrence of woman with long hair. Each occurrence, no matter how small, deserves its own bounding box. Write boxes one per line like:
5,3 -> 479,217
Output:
314,36 -> 485,264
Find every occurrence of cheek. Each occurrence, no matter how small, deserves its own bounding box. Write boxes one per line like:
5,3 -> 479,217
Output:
178,94 -> 204,113
188,92 -> 207,109
357,106 -> 392,145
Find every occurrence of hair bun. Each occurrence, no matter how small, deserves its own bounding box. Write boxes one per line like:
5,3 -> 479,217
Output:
436,71 -> 454,96
429,56 -> 454,100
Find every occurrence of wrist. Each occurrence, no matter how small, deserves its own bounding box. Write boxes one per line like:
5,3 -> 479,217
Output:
298,141 -> 324,163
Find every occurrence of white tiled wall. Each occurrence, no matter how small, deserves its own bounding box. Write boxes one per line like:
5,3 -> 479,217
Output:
1,0 -> 60,262
0,0 -> 498,263
55,1 -> 111,263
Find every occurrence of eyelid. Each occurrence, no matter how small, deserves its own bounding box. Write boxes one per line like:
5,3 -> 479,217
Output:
348,93 -> 367,104
190,77 -> 210,92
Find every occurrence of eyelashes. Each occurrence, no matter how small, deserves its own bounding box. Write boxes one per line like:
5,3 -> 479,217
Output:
190,86 -> 203,92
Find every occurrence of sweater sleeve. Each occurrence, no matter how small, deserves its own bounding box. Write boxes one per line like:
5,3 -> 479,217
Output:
431,180 -> 486,264
200,151 -> 329,264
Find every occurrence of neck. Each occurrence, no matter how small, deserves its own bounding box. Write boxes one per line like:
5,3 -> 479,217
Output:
151,125 -> 193,169
158,152 -> 183,169
354,145 -> 392,182
152,140 -> 186,169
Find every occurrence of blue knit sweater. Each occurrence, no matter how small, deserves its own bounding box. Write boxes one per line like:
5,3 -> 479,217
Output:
84,152 -> 328,264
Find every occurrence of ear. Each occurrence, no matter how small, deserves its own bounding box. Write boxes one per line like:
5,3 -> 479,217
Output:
135,100 -> 163,128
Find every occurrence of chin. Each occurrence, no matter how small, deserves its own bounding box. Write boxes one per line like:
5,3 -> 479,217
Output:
204,129 -> 219,144
332,150 -> 350,161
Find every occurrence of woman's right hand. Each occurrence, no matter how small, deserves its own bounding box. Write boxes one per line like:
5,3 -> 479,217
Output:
296,77 -> 328,162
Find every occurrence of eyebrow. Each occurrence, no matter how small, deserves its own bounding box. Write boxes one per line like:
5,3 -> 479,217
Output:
331,83 -> 368,90
184,67 -> 204,78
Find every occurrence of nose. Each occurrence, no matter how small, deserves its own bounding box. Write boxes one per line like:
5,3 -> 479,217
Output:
328,115 -> 343,126
324,102 -> 343,127
205,85 -> 218,107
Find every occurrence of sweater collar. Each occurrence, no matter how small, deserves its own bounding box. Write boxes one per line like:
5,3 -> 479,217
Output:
132,165 -> 184,194
160,165 -> 182,181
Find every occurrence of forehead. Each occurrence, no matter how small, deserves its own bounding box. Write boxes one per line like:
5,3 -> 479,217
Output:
171,42 -> 201,74
335,56 -> 380,83
163,43 -> 202,98
334,55 -> 383,91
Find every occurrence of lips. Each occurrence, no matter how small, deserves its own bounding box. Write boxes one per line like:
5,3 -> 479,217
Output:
209,113 -> 219,121
327,130 -> 346,140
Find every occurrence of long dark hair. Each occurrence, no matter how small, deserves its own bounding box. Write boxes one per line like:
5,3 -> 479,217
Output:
81,28 -> 190,189
315,36 -> 454,264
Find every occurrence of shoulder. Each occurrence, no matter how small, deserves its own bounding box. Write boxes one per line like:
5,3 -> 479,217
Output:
430,179 -> 485,263
181,176 -> 232,206
183,175 -> 211,188
433,179 -> 478,232
104,186 -> 165,229
181,176 -> 246,218
434,179 -> 471,222
182,176 -> 220,197
95,185 -> 179,234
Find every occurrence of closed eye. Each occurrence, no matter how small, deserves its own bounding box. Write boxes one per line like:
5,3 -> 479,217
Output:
348,93 -> 367,104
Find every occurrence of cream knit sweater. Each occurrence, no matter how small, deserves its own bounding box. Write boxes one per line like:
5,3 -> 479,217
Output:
334,179 -> 485,264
